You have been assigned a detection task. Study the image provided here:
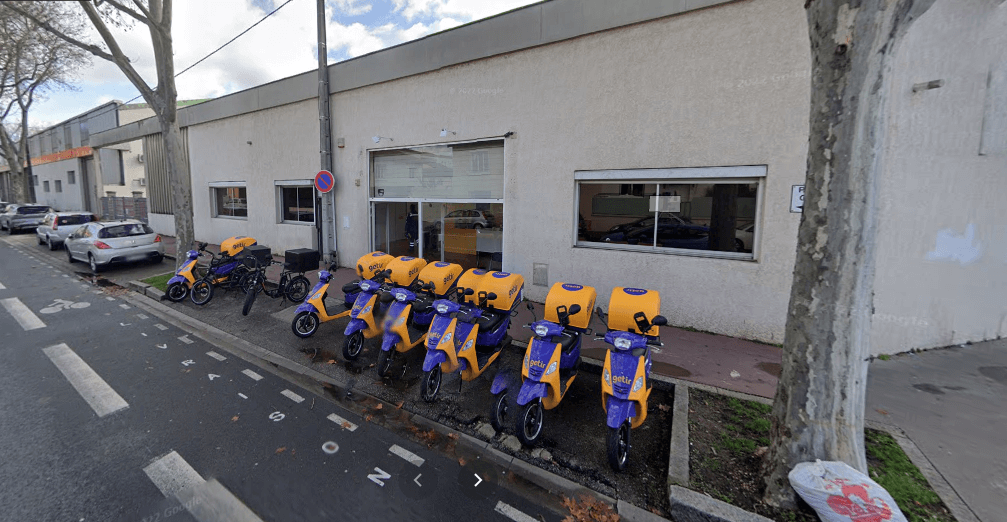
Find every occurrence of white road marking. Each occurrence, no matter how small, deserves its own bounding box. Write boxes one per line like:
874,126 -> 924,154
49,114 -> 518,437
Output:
142,333 -> 148,337
106,297 -> 115,301
208,374 -> 220,381
389,444 -> 425,467
0,280 -> 5,289
144,451 -> 204,498
242,369 -> 263,381
327,413 -> 358,432
119,303 -> 131,309
367,468 -> 390,487
281,389 -> 305,403
238,393 -> 248,399
495,501 -> 538,522
157,344 -> 168,349
136,313 -> 149,320
42,343 -> 128,417
1,297 -> 46,330
61,274 -> 69,278
155,323 -> 168,330
178,335 -> 194,344
206,351 -> 226,361
177,478 -> 265,522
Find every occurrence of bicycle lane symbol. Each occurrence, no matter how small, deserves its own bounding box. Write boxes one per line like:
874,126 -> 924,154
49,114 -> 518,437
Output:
40,299 -> 91,314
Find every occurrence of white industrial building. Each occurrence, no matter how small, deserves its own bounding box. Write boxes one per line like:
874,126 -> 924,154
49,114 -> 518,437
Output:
89,0 -> 1007,355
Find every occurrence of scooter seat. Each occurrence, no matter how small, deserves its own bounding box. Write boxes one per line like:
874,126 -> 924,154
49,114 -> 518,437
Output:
413,296 -> 434,313
475,310 -> 507,333
631,347 -> 646,357
551,333 -> 577,354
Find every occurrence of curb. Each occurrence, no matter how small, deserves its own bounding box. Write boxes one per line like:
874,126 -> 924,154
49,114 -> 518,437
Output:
122,288 -> 672,520
866,420 -> 981,522
668,485 -> 774,522
668,385 -> 689,486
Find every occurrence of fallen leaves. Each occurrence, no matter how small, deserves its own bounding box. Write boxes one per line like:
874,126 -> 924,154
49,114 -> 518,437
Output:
275,447 -> 286,454
375,403 -> 383,410
341,421 -> 353,430
365,414 -> 373,422
458,457 -> 467,466
327,359 -> 337,365
396,401 -> 404,410
447,433 -> 459,440
657,404 -> 671,412
231,416 -> 239,422
876,408 -> 889,415
560,495 -> 619,522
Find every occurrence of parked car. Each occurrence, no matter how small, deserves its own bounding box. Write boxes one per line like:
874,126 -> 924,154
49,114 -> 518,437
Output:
443,209 -> 496,229
35,212 -> 97,250
735,223 -> 755,252
604,213 -> 707,243
0,204 -> 52,234
64,220 -> 164,272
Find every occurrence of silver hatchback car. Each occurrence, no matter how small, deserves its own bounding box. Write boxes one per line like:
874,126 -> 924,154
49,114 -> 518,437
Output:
36,212 -> 97,250
64,220 -> 165,272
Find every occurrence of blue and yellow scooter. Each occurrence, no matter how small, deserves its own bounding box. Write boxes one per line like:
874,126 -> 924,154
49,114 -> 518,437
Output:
291,251 -> 393,339
490,282 -> 596,445
597,287 -> 667,471
163,242 -> 208,302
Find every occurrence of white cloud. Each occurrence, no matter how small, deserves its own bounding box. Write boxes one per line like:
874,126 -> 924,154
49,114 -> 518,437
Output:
393,0 -> 536,22
332,0 -> 373,16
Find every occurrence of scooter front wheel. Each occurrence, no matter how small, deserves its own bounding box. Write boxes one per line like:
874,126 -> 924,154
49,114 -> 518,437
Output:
190,280 -> 214,305
291,311 -> 320,338
165,282 -> 188,302
421,366 -> 442,403
490,392 -> 510,433
607,422 -> 631,472
343,331 -> 364,360
516,400 -> 544,446
376,348 -> 394,378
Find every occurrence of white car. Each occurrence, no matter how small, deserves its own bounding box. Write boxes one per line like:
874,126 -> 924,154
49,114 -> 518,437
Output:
36,212 -> 97,250
64,220 -> 164,273
735,223 -> 755,252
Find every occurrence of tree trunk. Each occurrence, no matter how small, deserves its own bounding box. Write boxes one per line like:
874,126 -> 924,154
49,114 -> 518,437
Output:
762,0 -> 936,508
160,117 -> 193,269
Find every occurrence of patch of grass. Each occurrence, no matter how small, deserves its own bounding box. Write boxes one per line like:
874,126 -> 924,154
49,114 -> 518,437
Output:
720,433 -> 757,453
865,429 -> 951,522
878,354 -> 891,361
142,272 -> 174,293
727,397 -> 772,417
745,418 -> 771,434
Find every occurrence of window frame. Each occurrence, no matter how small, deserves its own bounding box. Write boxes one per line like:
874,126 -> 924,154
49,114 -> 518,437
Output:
55,180 -> 62,193
209,181 -> 248,220
43,180 -> 50,193
573,166 -> 766,261
274,180 -> 316,226
67,170 -> 76,185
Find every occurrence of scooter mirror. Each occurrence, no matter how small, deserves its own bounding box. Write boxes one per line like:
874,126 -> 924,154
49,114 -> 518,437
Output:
652,315 -> 668,326
464,288 -> 475,296
569,304 -> 582,316
486,292 -> 497,301
595,306 -> 606,321
526,302 -> 535,311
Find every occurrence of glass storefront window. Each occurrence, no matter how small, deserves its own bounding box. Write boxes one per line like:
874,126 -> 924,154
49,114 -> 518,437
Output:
371,141 -> 504,200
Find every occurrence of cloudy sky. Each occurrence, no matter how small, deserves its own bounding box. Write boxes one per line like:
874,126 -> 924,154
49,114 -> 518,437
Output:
30,0 -> 540,128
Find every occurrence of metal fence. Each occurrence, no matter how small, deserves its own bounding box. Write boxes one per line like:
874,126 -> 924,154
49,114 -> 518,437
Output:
101,197 -> 148,223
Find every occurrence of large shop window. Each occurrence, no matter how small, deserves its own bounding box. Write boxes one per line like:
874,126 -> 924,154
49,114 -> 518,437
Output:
276,181 -> 315,224
210,183 -> 248,219
370,140 -> 505,270
576,166 -> 765,259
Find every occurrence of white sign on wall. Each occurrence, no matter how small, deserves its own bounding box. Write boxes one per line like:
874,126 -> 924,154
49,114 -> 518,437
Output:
650,195 -> 681,213
791,185 -> 805,213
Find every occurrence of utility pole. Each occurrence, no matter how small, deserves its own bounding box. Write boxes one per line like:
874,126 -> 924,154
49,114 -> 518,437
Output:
316,0 -> 336,264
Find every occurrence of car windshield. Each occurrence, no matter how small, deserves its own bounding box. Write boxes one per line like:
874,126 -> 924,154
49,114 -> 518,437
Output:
57,215 -> 92,225
17,206 -> 48,214
98,223 -> 153,238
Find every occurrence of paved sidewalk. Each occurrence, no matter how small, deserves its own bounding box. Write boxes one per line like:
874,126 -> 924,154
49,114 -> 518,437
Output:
866,340 -> 1005,522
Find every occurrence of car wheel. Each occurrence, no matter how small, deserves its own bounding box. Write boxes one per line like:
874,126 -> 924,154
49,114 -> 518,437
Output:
474,223 -> 484,229
66,246 -> 75,264
88,254 -> 102,273
734,238 -> 744,252
152,254 -> 164,264
37,234 -> 45,245
47,236 -> 57,251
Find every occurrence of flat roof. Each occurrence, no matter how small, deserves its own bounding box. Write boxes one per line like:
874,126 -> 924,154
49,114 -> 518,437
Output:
90,0 -> 735,147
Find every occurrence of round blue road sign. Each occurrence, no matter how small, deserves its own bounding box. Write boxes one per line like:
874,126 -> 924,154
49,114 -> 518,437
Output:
315,170 -> 334,193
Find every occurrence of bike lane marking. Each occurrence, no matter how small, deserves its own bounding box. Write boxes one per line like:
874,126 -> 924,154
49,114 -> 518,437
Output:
495,501 -> 539,522
242,369 -> 263,381
206,351 -> 227,362
0,280 -> 5,289
326,413 -> 359,432
389,444 -> 425,467
143,451 -> 264,522
280,389 -> 305,403
1,297 -> 46,331
42,343 -> 128,417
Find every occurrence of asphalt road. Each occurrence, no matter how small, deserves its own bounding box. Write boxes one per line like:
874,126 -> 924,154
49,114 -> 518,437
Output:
0,238 -> 565,522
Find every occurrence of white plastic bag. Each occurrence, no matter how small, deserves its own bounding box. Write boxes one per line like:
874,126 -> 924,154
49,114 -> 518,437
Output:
788,460 -> 907,522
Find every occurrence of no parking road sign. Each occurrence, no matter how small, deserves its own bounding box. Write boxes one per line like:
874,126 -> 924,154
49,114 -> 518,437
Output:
315,170 -> 335,193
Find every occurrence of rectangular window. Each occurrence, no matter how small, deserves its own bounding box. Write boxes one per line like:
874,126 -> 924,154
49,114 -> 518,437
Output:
212,185 -> 247,219
43,181 -> 50,192
33,175 -> 38,186
371,140 -> 504,199
63,125 -> 72,149
277,184 -> 315,224
67,170 -> 76,184
576,166 -> 765,260
55,180 -> 62,193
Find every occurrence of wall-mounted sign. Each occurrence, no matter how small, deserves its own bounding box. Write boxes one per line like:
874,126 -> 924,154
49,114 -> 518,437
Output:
315,170 -> 334,193
29,146 -> 94,167
791,185 -> 805,213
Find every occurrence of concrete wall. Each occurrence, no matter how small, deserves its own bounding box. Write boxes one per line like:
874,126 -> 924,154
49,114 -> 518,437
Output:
329,0 -> 810,343
32,158 -> 86,211
870,0 -> 1007,354
187,99 -> 318,254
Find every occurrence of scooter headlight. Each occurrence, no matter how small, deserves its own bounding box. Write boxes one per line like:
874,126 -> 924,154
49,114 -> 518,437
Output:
395,293 -> 407,302
633,376 -> 644,392
603,368 -> 611,384
614,338 -> 632,350
436,304 -> 449,314
545,362 -> 557,375
534,324 -> 549,337
523,353 -> 530,369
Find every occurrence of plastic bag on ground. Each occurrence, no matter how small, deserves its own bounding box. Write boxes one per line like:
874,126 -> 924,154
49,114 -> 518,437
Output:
789,459 -> 907,522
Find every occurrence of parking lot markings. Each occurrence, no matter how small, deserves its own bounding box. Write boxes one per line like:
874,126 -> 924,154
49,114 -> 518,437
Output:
42,343 -> 128,417
1,297 -> 46,331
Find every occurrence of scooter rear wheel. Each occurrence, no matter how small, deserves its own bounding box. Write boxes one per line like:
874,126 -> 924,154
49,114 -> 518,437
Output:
190,280 -> 214,305
165,282 -> 188,302
516,400 -> 544,446
607,422 -> 631,471
291,311 -> 319,338
421,366 -> 442,403
490,392 -> 510,433
343,331 -> 364,360
376,348 -> 393,378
